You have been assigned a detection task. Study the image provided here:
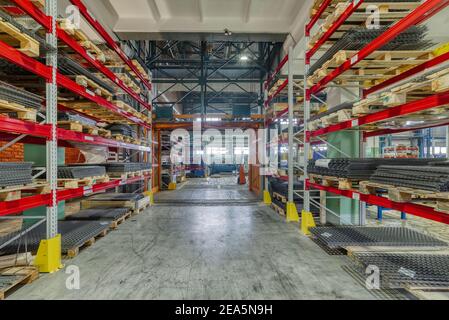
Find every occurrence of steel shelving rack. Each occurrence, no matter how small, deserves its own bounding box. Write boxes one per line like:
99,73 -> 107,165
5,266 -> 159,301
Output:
0,0 -> 153,272
300,0 -> 449,232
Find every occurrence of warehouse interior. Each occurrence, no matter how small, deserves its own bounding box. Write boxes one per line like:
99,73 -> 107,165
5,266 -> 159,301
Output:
1,0 -> 449,301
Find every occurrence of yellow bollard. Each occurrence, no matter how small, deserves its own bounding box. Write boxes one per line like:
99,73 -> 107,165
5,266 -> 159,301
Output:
301,210 -> 316,235
34,234 -> 63,273
286,202 -> 299,222
263,190 -> 272,205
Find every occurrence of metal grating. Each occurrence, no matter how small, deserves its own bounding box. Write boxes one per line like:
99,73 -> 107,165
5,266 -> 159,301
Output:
0,162 -> 33,187
86,193 -> 145,201
0,221 -> 110,255
349,252 -> 449,289
65,208 -> 130,221
310,227 -> 448,248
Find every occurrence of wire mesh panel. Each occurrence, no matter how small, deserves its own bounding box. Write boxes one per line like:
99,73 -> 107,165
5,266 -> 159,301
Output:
349,252 -> 449,289
310,227 -> 448,248
65,208 -> 130,221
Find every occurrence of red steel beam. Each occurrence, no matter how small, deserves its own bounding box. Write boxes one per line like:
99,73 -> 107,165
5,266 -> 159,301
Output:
306,0 -> 363,62
0,40 -> 150,128
307,180 -> 449,225
265,55 -> 289,90
306,0 -> 333,35
310,0 -> 449,95
310,89 -> 449,138
0,194 -> 51,217
0,115 -> 50,138
364,51 -> 449,97
69,0 -> 153,92
9,0 -> 152,112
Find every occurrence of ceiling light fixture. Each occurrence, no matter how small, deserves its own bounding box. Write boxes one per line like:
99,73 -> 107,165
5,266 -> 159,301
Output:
240,55 -> 249,61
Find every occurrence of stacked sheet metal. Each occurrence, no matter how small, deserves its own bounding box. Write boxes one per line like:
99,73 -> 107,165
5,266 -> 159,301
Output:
310,25 -> 432,74
0,162 -> 33,187
348,252 -> 449,289
58,166 -> 106,179
0,80 -> 42,110
310,226 -> 447,248
106,123 -> 137,139
370,165 -> 449,192
100,162 -> 151,173
0,221 -> 110,256
308,158 -> 446,180
65,208 -> 130,221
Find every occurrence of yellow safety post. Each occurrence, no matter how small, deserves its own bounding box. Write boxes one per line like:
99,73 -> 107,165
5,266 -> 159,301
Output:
168,182 -> 177,190
301,210 -> 316,235
263,190 -> 272,205
144,191 -> 154,205
34,234 -> 63,273
286,202 -> 299,222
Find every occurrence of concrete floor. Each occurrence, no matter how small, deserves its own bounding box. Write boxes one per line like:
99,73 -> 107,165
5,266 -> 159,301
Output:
10,178 -> 376,300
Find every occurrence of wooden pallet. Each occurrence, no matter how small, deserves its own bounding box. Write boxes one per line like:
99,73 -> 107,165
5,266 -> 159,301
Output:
273,192 -> 287,204
271,202 -> 286,216
110,211 -> 132,229
309,50 -> 434,86
353,71 -> 445,117
0,266 -> 39,300
58,120 -> 83,132
57,175 -> 110,189
359,181 -> 449,203
75,75 -> 113,100
59,101 -> 135,124
115,73 -> 141,94
58,19 -> 106,63
0,182 -> 50,202
0,99 -> 37,122
66,228 -> 108,258
309,174 -> 357,190
0,18 -> 39,57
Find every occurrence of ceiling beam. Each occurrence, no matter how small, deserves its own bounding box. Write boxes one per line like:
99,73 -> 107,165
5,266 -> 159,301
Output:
243,0 -> 252,24
147,0 -> 161,22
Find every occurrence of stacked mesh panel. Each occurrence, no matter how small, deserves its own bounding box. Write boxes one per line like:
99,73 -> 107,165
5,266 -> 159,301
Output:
66,208 -> 130,221
58,55 -> 115,93
348,252 -> 449,289
86,193 -> 145,202
310,226 -> 448,248
0,221 -> 110,256
58,112 -> 97,127
310,26 -> 433,74
0,163 -> 33,187
100,162 -> 151,174
106,123 -> 137,139
0,81 -> 42,110
371,165 -> 449,192
57,166 -> 106,179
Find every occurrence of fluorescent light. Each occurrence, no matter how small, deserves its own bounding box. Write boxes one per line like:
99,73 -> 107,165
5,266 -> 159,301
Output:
240,55 -> 249,61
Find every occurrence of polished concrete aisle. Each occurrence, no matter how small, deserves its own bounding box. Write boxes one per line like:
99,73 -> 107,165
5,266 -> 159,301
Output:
10,179 -> 375,300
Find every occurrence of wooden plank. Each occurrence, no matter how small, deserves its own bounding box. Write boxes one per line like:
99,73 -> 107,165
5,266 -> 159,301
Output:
0,266 -> 39,300
0,18 -> 39,57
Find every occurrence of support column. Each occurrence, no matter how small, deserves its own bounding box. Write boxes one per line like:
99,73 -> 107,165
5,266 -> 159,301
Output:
286,46 -> 299,222
263,83 -> 271,205
34,0 -> 62,273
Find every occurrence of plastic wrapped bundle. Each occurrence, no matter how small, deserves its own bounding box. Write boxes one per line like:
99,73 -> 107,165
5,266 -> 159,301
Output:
106,123 -> 137,139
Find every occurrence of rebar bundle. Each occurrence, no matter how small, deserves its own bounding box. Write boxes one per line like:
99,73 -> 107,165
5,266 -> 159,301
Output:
349,252 -> 449,289
371,165 -> 449,192
0,162 -> 33,187
310,25 -> 433,75
310,226 -> 447,248
0,80 -> 42,109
